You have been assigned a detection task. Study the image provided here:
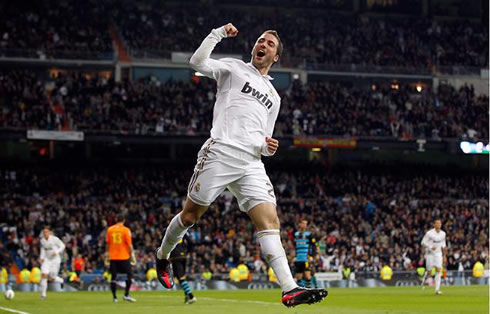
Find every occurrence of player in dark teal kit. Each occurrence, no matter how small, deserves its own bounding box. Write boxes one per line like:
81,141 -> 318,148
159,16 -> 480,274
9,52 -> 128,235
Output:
171,233 -> 196,304
294,219 -> 317,287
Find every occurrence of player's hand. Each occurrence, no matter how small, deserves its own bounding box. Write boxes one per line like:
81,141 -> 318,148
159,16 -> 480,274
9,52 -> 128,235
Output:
104,255 -> 110,267
130,253 -> 137,266
51,251 -> 58,257
40,259 -> 44,264
431,246 -> 436,251
443,256 -> 447,265
265,137 -> 279,154
223,23 -> 238,37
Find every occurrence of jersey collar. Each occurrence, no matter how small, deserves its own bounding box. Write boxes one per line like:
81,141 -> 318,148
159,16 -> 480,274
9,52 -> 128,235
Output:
247,62 -> 274,80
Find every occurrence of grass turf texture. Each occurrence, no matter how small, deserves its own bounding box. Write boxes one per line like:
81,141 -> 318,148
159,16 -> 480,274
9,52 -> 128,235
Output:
0,286 -> 487,314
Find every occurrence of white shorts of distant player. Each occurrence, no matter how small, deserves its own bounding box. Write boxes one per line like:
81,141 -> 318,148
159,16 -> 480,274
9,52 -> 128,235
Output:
41,258 -> 61,278
425,255 -> 443,271
187,138 -> 276,212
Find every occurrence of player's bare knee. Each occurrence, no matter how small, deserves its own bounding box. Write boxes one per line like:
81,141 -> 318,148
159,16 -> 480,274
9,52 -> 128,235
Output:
180,211 -> 199,226
181,200 -> 207,226
42,274 -> 48,279
250,202 -> 281,230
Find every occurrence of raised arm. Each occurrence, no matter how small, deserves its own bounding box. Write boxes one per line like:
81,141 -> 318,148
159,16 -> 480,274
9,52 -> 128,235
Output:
189,23 -> 238,80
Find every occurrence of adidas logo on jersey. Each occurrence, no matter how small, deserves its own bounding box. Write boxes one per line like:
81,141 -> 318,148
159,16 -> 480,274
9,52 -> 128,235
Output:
241,82 -> 274,110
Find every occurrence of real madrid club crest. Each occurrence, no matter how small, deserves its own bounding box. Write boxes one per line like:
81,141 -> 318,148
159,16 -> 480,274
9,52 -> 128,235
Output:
195,182 -> 200,192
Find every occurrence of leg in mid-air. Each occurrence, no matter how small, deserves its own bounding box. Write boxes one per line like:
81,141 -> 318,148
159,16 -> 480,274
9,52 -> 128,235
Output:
248,203 -> 328,307
156,199 -> 207,289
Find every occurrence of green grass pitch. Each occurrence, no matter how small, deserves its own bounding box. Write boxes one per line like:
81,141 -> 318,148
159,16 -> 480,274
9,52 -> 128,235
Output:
0,286 -> 488,314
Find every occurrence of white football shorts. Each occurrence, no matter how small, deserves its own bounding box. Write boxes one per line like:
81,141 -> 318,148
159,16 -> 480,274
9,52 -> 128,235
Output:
187,138 -> 276,212
425,255 -> 443,270
41,259 -> 61,277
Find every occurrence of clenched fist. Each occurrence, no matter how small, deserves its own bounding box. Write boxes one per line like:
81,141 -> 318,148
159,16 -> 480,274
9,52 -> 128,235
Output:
265,137 -> 279,154
224,23 -> 238,37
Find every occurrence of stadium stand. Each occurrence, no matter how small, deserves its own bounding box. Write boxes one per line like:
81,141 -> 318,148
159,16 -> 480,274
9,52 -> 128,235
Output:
0,71 -> 487,139
0,1 -> 113,59
0,165 -> 487,277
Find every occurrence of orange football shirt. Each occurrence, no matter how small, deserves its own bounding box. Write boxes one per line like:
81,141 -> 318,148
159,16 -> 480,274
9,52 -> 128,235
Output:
106,223 -> 132,260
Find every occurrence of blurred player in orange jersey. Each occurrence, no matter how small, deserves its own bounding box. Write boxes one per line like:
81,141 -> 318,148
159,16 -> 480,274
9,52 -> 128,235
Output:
106,213 -> 136,303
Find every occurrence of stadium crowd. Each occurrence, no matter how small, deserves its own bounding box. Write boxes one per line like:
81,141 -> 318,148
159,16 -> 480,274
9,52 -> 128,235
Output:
0,71 -> 487,140
106,3 -> 488,69
0,1 -> 487,69
0,1 -> 113,59
0,164 -> 487,279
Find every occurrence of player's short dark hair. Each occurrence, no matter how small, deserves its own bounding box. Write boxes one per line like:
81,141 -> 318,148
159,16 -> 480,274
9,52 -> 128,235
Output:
263,30 -> 283,57
434,218 -> 442,222
43,225 -> 51,230
116,213 -> 125,222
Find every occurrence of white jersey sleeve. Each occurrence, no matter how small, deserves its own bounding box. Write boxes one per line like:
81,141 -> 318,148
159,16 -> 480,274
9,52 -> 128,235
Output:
261,98 -> 280,156
40,242 -> 46,260
441,231 -> 447,249
54,236 -> 65,255
189,26 -> 231,81
421,232 -> 429,249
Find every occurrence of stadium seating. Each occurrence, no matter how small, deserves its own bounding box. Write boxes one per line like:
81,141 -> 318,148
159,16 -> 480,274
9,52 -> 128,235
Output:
0,71 -> 487,139
0,1 -> 487,69
0,165 -> 487,277
0,1 -> 113,60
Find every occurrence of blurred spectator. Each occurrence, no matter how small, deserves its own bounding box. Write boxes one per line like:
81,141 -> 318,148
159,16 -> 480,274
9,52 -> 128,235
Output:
0,163 -> 487,277
0,71 -> 487,140
0,1 -> 113,59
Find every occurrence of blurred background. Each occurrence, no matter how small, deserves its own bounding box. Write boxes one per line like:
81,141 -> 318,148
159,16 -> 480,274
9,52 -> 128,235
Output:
0,0 -> 488,291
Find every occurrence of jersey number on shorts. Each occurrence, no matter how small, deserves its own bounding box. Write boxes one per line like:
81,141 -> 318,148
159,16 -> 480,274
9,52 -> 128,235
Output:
112,232 -> 122,244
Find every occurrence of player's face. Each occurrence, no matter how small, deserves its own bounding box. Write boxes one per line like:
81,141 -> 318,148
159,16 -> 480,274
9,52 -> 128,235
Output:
251,33 -> 280,69
299,220 -> 308,231
43,229 -> 50,239
434,220 -> 442,230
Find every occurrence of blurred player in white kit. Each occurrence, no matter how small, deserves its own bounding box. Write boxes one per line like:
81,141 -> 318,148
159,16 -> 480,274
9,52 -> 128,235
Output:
40,226 -> 65,300
421,218 -> 447,295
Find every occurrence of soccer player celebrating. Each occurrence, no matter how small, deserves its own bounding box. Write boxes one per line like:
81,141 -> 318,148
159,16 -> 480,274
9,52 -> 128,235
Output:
155,23 -> 327,307
106,214 -> 136,303
294,219 -> 317,287
171,233 -> 197,304
39,226 -> 65,300
421,218 -> 447,295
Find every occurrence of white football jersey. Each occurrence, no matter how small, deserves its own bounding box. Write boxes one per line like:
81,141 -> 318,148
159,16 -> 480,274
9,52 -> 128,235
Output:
190,26 -> 281,158
421,228 -> 446,257
40,235 -> 65,261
